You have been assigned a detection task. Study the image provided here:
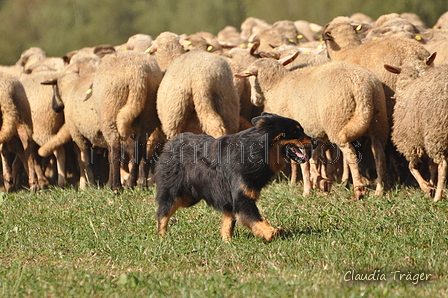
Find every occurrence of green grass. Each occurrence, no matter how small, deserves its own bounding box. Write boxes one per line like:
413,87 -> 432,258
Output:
1,180 -> 447,297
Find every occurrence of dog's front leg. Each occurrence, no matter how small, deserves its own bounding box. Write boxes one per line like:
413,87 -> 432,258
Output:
235,198 -> 282,241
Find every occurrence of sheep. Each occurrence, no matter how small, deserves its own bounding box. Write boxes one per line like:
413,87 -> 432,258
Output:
240,17 -> 271,42
0,71 -> 48,191
156,49 -> 240,139
147,31 -> 185,72
116,33 -> 153,52
217,25 -> 246,47
19,70 -> 67,186
251,20 -> 305,53
322,17 -> 435,185
434,11 -> 448,29
322,17 -> 431,123
41,51 -> 163,191
236,52 -> 389,199
384,53 -> 448,201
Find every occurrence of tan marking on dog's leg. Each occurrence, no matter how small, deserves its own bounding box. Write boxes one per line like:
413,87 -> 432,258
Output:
339,143 -> 365,199
158,198 -> 185,238
236,214 -> 282,242
240,183 -> 260,200
221,212 -> 236,241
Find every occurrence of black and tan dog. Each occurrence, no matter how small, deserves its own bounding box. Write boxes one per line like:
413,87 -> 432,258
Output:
155,113 -> 316,241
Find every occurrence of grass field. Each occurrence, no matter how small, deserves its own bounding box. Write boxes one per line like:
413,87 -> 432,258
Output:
1,179 -> 447,297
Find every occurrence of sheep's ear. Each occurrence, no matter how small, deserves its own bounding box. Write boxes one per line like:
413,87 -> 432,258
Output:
41,78 -> 57,85
384,64 -> 401,74
249,41 -> 260,56
260,52 -> 280,59
279,51 -> 299,66
84,83 -> 93,102
235,69 -> 257,78
426,52 -> 437,66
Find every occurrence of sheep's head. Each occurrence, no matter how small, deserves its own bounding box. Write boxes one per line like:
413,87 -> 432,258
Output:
384,52 -> 437,90
235,51 -> 299,107
322,19 -> 367,58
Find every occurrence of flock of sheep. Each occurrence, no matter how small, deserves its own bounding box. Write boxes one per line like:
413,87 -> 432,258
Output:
1,11 -> 448,201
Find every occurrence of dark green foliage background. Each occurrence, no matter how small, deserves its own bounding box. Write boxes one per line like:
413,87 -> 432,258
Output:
0,0 -> 446,65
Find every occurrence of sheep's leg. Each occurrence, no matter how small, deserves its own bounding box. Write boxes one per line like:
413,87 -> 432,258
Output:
109,138 -> 122,193
16,127 -> 39,191
370,137 -> 386,196
429,161 -> 437,187
126,137 -> 143,188
290,161 -> 298,185
1,143 -> 14,191
310,142 -> 332,193
341,156 -> 350,183
300,161 -> 312,196
408,158 -> 434,197
434,159 -> 447,202
53,146 -> 66,187
339,143 -> 365,199
324,146 -> 336,188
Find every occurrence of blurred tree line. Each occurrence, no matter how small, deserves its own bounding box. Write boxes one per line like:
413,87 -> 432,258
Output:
0,0 -> 446,65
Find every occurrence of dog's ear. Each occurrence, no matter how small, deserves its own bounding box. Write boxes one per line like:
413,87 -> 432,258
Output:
252,113 -> 278,128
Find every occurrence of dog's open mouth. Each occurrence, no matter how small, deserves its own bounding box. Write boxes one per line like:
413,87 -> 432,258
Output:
286,144 -> 310,163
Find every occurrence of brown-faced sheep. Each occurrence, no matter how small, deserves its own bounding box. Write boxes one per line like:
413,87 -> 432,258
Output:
384,53 -> 448,201
236,52 -> 389,199
156,50 -> 239,139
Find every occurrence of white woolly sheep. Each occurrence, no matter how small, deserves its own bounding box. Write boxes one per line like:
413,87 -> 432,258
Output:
147,31 -> 185,73
384,53 -> 448,201
0,71 -> 49,191
156,50 -> 240,139
322,17 -> 431,122
41,51 -> 163,191
236,52 -> 389,199
19,70 -> 67,186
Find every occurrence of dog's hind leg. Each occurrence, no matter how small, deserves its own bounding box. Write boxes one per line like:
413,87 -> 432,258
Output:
221,212 -> 236,241
157,196 -> 192,237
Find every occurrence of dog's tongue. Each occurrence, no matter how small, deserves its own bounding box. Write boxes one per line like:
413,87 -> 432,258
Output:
294,147 -> 309,161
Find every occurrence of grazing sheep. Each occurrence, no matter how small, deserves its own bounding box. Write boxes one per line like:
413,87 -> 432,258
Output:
236,52 -> 389,199
157,50 -> 240,139
384,53 -> 448,201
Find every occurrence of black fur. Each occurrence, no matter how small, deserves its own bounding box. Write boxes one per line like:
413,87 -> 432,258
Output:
155,113 -> 315,241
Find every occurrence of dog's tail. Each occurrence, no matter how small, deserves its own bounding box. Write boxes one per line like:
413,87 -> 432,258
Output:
336,70 -> 376,144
